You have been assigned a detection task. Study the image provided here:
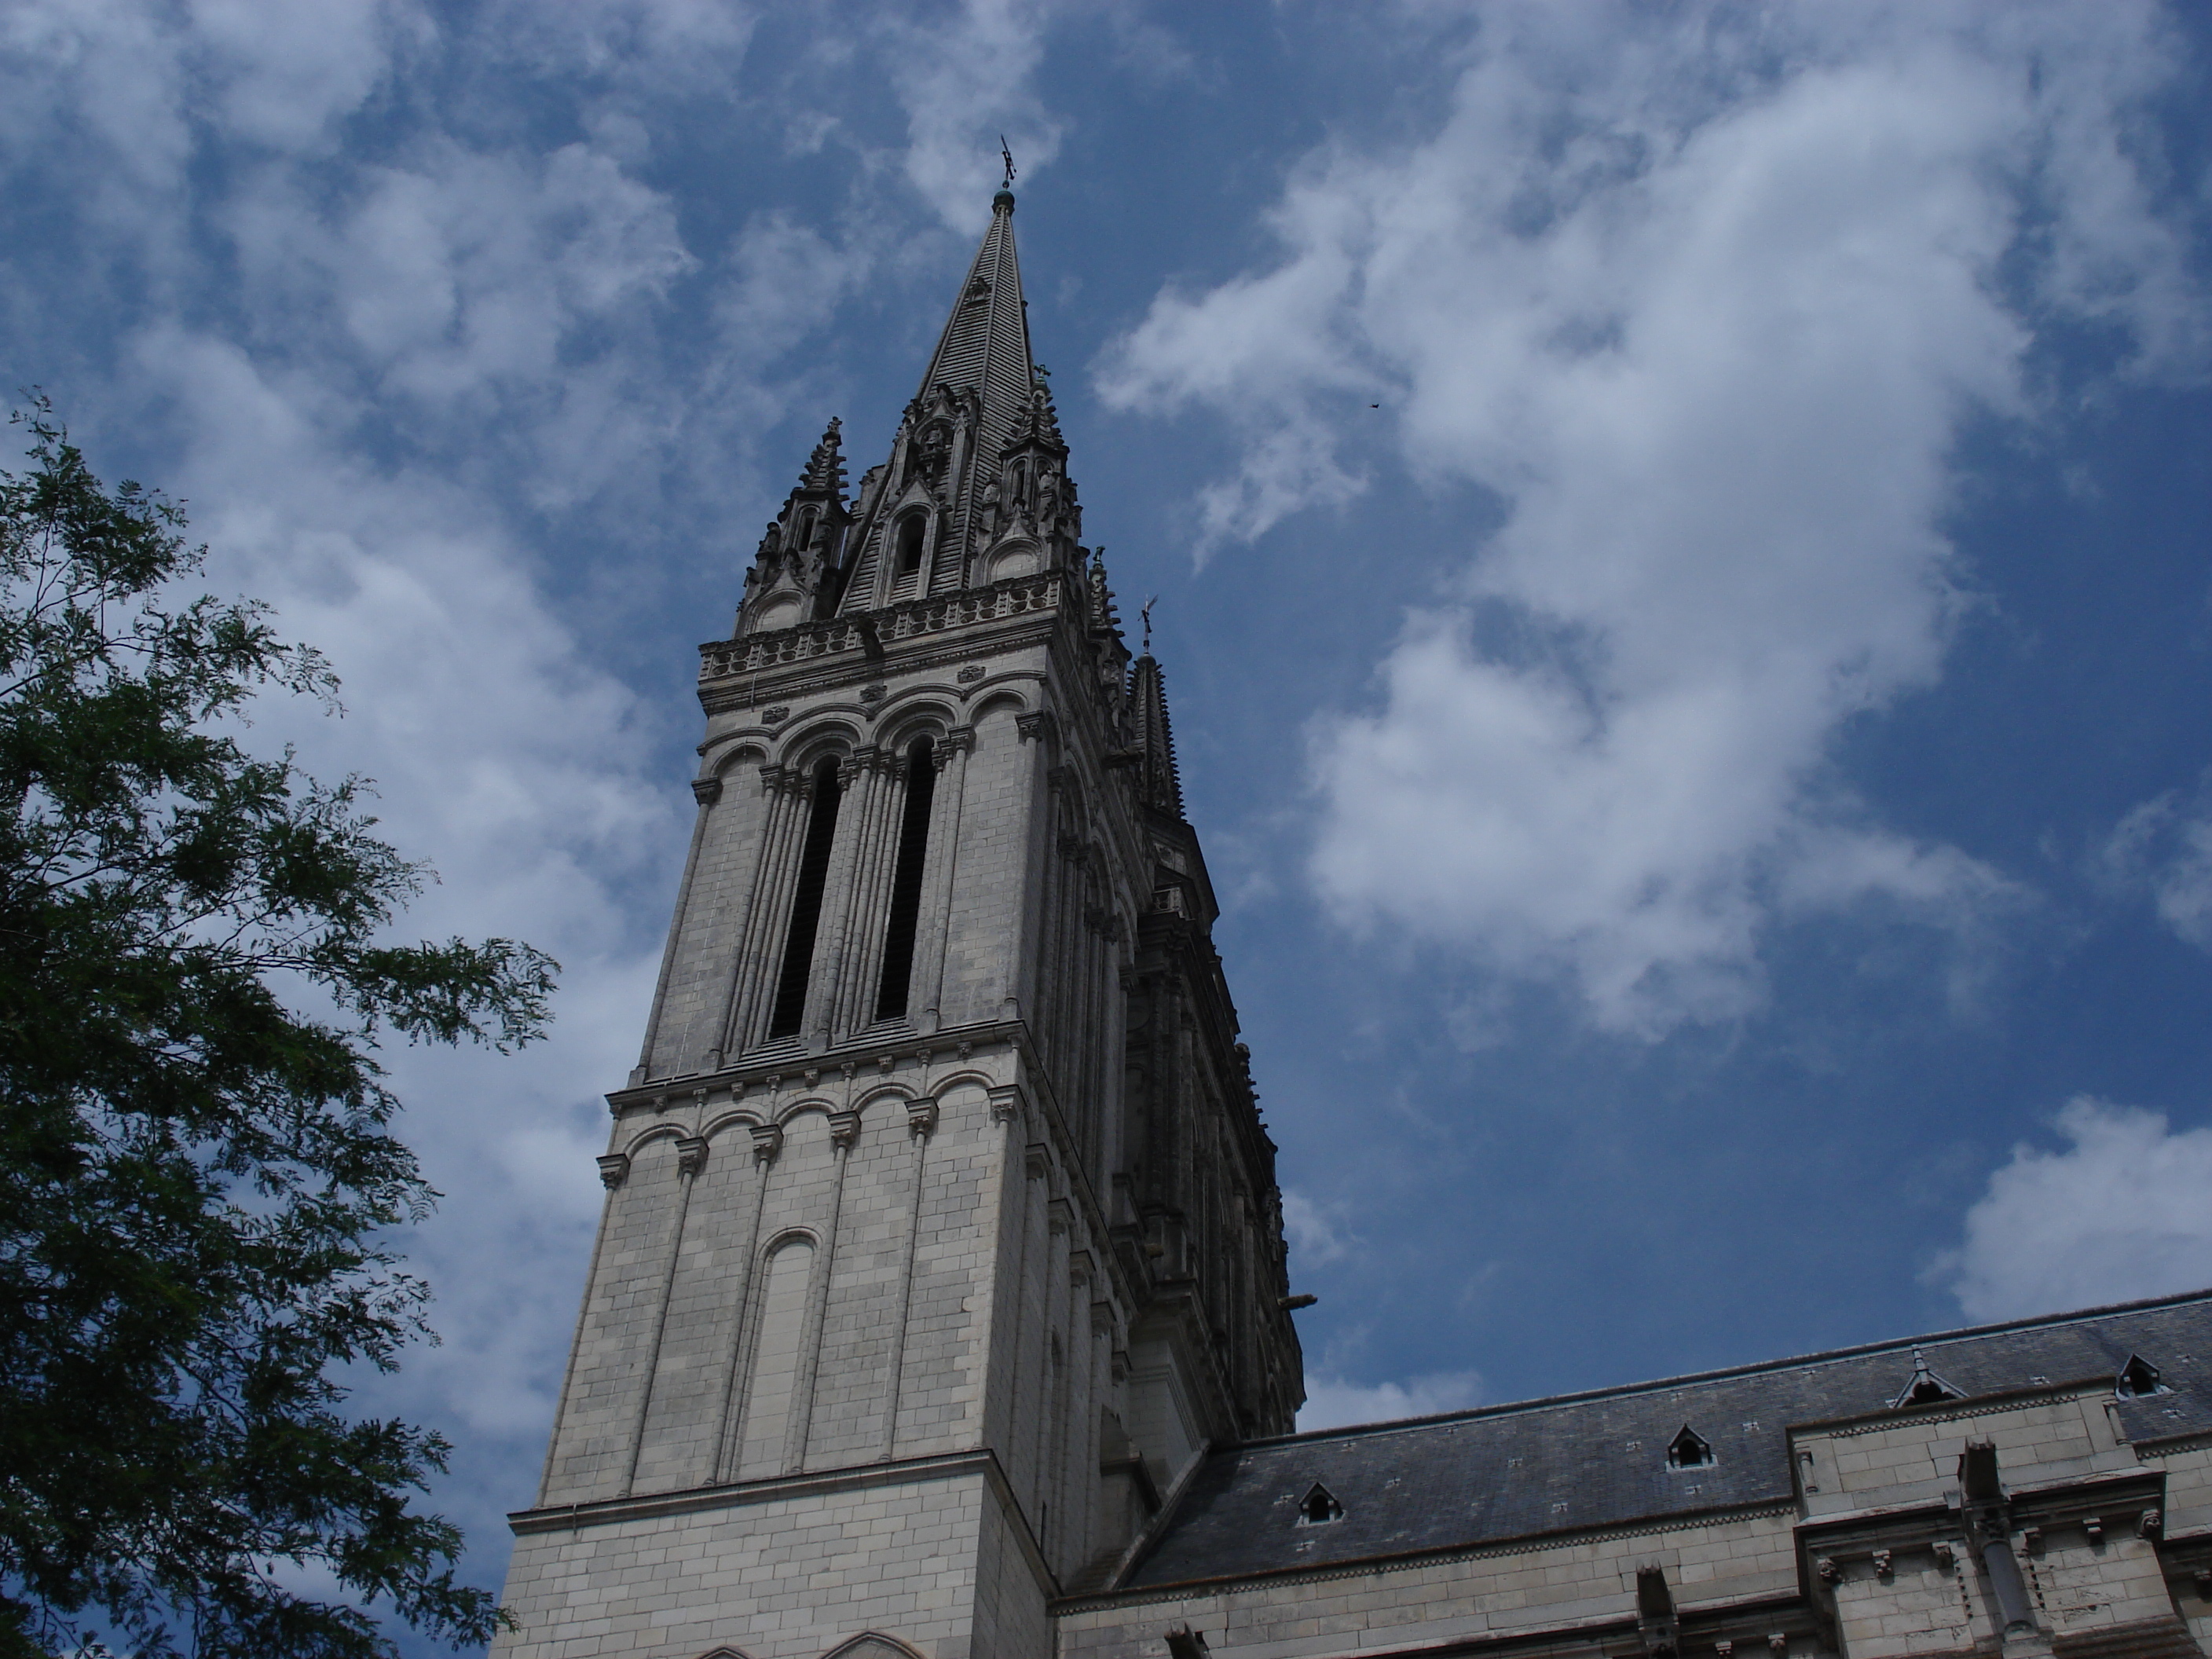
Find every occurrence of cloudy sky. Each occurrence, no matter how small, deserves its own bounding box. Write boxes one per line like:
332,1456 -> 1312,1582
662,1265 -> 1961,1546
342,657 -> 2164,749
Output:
5,0 -> 2212,1643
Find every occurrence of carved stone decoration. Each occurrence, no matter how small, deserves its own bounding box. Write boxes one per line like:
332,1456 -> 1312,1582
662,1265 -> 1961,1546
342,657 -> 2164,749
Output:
2140,1510 -> 2163,1540
1767,1639 -> 1789,1657
1933,1542 -> 1956,1570
958,664 -> 986,683
829,1111 -> 861,1150
761,705 -> 789,726
595,1152 -> 631,1190
749,1122 -> 785,1164
675,1137 -> 708,1177
1016,709 -> 1057,745
1024,1145 -> 1049,1181
1871,1550 -> 1892,1579
861,683 -> 888,705
1816,1558 -> 1841,1585
906,1097 -> 940,1139
690,775 -> 723,805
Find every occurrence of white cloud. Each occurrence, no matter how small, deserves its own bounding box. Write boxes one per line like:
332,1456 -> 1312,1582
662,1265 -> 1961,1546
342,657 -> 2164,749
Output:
875,0 -> 1063,228
1280,1189 -> 1357,1267
1937,1099 -> 2212,1324
2100,779 -> 2212,950
1100,1 -> 2200,1035
1298,1369 -> 1485,1432
126,324 -> 683,1445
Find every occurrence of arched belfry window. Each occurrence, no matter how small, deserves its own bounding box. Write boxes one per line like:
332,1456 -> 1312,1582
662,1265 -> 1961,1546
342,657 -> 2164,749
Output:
894,513 -> 925,577
874,737 -> 938,1021
767,756 -> 844,1039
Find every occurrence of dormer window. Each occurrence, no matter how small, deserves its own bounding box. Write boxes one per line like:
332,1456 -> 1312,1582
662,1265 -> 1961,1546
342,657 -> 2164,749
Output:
1296,1483 -> 1342,1525
1667,1426 -> 1712,1469
2117,1354 -> 2166,1397
1892,1346 -> 1964,1408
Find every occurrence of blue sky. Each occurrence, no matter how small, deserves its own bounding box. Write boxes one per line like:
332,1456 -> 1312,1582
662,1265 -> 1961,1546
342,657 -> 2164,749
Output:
5,0 -> 2212,1644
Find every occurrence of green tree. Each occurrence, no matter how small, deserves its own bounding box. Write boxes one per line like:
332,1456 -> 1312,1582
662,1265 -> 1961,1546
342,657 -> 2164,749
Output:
0,398 -> 557,1659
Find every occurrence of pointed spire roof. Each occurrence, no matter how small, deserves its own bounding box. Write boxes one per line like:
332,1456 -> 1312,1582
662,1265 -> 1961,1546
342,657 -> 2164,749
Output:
1126,652 -> 1185,819
797,417 -> 847,498
914,188 -> 1035,478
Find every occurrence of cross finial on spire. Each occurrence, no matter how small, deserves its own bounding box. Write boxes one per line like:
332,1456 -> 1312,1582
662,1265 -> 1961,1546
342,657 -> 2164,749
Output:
999,135 -> 1016,191
1141,595 -> 1157,655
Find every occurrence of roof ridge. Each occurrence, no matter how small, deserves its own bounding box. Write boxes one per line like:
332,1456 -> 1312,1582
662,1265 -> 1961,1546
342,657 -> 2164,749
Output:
1242,1284 -> 2212,1452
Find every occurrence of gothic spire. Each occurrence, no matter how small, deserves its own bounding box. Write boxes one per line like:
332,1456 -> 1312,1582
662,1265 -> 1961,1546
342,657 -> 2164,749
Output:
914,186 -> 1035,471
1126,651 -> 1185,819
831,185 -> 1082,613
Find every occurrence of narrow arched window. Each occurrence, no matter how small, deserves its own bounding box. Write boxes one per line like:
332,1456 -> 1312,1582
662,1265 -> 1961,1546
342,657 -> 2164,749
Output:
874,737 -> 938,1021
736,1236 -> 815,1479
767,757 -> 844,1039
894,513 -> 925,577
794,507 -> 818,551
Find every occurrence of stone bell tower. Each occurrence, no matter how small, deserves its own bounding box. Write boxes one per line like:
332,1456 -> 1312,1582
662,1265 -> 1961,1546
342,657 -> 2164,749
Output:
494,184 -> 1304,1659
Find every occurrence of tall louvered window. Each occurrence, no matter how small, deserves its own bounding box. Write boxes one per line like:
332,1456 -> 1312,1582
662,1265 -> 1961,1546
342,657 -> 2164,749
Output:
895,513 -> 925,576
767,756 -> 844,1039
874,737 -> 938,1020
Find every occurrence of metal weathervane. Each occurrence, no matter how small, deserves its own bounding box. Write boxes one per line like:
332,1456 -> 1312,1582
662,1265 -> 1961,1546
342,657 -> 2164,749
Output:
1000,136 -> 1016,190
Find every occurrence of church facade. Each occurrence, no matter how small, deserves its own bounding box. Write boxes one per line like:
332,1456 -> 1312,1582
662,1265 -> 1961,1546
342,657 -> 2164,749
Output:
493,190 -> 2212,1659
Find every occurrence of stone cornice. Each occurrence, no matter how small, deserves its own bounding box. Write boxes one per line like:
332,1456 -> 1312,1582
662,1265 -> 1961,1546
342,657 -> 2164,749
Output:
609,1019 -> 1019,1114
1789,1375 -> 2114,1438
698,570 -> 1075,711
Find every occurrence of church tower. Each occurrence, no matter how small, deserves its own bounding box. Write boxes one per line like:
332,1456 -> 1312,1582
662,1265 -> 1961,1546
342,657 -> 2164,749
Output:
495,185 -> 1304,1659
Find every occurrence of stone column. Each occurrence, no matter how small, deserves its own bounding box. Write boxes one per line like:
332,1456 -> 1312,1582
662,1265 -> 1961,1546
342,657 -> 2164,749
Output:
620,1133 -> 707,1497
916,726 -> 974,1034
804,752 -> 882,1051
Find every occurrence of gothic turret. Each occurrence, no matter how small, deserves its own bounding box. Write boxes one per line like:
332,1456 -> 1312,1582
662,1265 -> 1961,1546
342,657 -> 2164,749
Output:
737,417 -> 850,634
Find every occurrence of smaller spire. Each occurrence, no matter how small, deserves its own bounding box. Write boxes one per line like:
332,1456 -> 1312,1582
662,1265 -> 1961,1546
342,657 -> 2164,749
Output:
1126,652 -> 1185,819
800,416 -> 847,496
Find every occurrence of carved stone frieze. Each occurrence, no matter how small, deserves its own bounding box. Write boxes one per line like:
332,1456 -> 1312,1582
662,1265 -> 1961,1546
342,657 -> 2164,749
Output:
700,570 -> 1067,683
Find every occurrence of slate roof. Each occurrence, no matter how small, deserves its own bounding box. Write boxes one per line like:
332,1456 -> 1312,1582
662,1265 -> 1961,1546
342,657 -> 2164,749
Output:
1122,1290 -> 2212,1591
